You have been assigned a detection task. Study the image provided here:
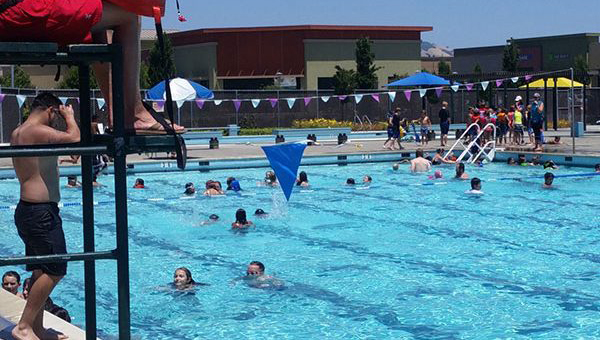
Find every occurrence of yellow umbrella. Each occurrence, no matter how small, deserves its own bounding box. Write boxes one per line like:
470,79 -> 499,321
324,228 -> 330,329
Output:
519,77 -> 584,88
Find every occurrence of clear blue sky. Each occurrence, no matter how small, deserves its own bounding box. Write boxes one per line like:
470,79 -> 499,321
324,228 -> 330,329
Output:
142,0 -> 600,49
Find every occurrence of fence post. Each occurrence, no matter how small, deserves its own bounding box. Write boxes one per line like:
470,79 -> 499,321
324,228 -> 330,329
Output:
316,88 -> 319,119
277,90 -> 280,128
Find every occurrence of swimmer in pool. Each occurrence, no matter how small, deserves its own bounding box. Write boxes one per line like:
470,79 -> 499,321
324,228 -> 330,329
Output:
455,162 -> 469,180
428,170 -> 443,180
183,182 -> 195,196
432,148 -> 455,165
254,209 -> 268,217
232,209 -> 254,229
465,177 -> 483,194
296,171 -> 309,187
261,171 -> 278,186
242,261 -> 284,289
346,178 -> 356,185
363,175 -> 372,184
199,214 -> 220,226
172,267 -> 208,290
595,164 -> 600,173
507,157 -> 517,165
410,149 -> 431,173
543,172 -> 555,188
543,160 -> 559,170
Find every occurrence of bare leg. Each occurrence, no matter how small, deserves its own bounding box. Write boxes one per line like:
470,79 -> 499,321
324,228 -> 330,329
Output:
91,2 -> 183,131
12,271 -> 66,340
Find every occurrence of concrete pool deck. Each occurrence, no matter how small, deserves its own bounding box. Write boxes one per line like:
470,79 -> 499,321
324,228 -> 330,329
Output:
0,127 -> 598,169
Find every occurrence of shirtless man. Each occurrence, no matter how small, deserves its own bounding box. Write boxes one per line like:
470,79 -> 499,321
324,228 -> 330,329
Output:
410,149 -> 431,173
11,92 -> 80,340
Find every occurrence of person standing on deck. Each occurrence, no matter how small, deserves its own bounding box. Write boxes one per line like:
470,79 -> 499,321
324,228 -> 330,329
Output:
438,101 -> 450,147
10,92 -> 80,340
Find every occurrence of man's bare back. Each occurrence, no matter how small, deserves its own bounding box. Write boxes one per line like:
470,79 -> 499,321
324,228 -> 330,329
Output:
410,157 -> 431,172
11,105 -> 79,203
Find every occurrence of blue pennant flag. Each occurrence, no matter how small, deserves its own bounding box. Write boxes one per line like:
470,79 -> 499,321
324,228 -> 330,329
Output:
261,143 -> 307,201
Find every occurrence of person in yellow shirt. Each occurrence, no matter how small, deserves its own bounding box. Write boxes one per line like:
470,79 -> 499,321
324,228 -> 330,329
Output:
513,108 -> 523,145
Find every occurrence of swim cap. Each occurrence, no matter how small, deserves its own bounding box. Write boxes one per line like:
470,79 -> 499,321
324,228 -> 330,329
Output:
255,209 -> 266,215
231,180 -> 241,192
185,182 -> 193,188
209,214 -> 219,220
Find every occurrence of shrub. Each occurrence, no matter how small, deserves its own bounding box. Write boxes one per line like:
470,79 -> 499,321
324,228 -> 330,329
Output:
239,128 -> 274,135
292,118 -> 387,131
548,119 -> 571,129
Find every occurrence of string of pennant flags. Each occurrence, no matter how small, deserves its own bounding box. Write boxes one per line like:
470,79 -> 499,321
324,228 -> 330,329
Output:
0,73 -> 547,112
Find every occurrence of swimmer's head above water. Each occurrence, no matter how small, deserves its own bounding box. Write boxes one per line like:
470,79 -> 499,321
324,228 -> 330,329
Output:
173,267 -> 195,289
246,261 -> 265,276
471,177 -> 481,191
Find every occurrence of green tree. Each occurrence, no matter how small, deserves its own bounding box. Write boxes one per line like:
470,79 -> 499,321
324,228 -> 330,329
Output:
438,60 -> 451,76
355,37 -> 382,89
0,66 -> 33,88
473,63 -> 482,75
148,33 -> 177,86
57,67 -> 99,89
332,66 -> 356,122
140,61 -> 152,89
503,38 -> 519,72
574,54 -> 589,84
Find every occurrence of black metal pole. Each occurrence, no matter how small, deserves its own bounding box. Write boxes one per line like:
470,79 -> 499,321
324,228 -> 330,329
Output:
111,43 -> 131,340
78,62 -> 97,340
583,82 -> 587,131
553,77 -> 558,131
543,78 -> 548,131
450,79 -> 455,123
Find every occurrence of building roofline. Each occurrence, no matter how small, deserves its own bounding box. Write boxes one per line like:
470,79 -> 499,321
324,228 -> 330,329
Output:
510,33 -> 600,43
171,24 -> 432,36
454,45 -> 504,52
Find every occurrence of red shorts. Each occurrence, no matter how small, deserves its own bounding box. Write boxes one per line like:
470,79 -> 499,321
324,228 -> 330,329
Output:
0,0 -> 103,46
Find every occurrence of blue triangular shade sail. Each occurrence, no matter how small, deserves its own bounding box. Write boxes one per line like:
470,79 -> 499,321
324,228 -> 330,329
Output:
385,72 -> 450,87
261,143 -> 307,201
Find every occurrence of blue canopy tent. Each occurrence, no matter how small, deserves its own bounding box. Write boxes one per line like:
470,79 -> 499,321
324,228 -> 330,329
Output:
385,72 -> 452,111
147,77 -> 214,102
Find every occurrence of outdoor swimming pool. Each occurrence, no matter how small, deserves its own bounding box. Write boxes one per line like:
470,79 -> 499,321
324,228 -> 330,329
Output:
1,161 -> 599,339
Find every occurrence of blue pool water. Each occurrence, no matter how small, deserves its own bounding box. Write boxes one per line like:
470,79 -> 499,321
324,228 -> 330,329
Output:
1,162 -> 599,339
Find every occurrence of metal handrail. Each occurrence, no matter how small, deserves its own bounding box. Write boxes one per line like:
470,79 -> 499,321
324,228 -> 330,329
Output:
362,115 -> 372,125
444,123 -> 480,160
456,123 -> 497,163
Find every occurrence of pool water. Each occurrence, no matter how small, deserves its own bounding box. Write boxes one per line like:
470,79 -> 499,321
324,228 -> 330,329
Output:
1,162 -> 599,339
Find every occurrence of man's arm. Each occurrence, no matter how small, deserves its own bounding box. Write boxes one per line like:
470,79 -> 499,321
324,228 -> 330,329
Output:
538,102 -> 544,113
47,105 -> 80,144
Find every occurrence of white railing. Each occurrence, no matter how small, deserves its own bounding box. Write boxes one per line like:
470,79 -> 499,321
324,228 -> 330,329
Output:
445,123 -> 497,163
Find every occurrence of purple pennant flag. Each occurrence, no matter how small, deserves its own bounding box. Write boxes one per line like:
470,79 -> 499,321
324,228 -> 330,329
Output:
233,99 -> 242,112
525,75 -> 532,81
0,94 -> 5,104
371,94 -> 380,103
304,97 -> 312,106
496,79 -> 503,87
269,98 -> 278,108
156,100 -> 165,110
435,87 -> 443,98
195,99 -> 205,109
338,95 -> 347,101
465,83 -> 474,92
404,90 -> 412,102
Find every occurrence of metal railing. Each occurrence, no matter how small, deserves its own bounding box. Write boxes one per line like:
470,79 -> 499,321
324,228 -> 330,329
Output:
0,42 -> 133,339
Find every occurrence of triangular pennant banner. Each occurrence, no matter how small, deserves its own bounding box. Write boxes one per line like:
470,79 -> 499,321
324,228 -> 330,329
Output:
465,83 -> 474,92
496,79 -> 503,87
338,95 -> 347,101
176,100 -> 185,109
321,96 -> 330,102
0,94 -> 6,104
525,75 -> 532,81
96,98 -> 106,109
214,100 -> 223,106
371,94 -> 380,103
354,94 -> 363,103
195,99 -> 205,109
387,92 -> 396,102
233,99 -> 242,112
404,90 -> 412,102
303,97 -> 312,107
286,98 -> 296,109
269,98 -> 278,108
59,97 -> 68,105
511,77 -> 519,83
481,81 -> 489,91
435,87 -> 443,98
156,100 -> 165,110
16,95 -> 26,108
418,89 -> 427,98
261,143 -> 307,201
451,85 -> 459,92
251,99 -> 261,108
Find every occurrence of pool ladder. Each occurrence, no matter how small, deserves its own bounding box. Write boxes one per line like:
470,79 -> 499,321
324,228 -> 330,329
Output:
444,123 -> 497,163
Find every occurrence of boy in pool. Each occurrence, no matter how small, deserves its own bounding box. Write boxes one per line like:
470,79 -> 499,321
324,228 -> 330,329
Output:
243,261 -> 284,289
465,177 -> 483,194
543,172 -> 555,189
2,271 -> 24,298
232,209 -> 253,229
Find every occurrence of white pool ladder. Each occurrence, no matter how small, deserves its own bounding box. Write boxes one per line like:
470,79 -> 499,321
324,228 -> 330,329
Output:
444,123 -> 497,163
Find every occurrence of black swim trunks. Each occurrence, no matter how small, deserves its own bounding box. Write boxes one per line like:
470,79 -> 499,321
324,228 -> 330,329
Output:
14,200 -> 67,276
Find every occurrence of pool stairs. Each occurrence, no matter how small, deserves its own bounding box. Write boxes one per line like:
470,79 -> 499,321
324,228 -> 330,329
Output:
444,123 -> 497,163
